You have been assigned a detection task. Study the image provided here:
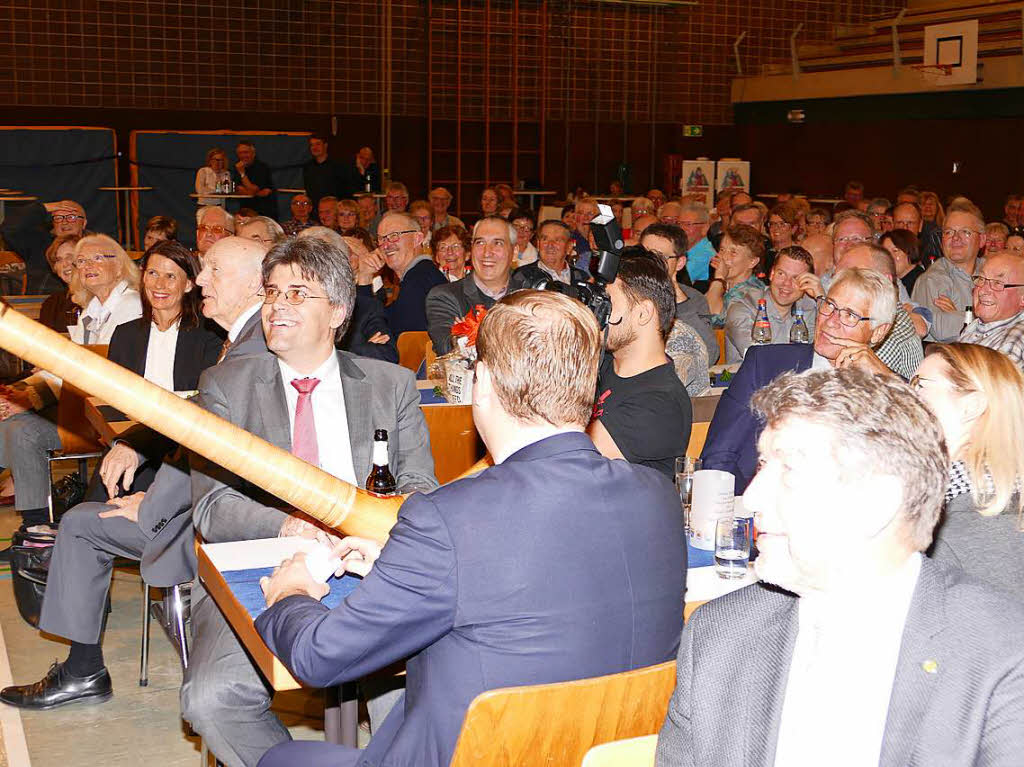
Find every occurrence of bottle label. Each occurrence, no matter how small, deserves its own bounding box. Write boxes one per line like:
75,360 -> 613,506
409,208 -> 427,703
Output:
372,441 -> 389,467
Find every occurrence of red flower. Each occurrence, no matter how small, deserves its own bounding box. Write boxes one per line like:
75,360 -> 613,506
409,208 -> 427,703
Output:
451,305 -> 488,347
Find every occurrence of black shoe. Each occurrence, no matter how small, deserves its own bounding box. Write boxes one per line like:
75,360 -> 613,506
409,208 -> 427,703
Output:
0,661 -> 112,710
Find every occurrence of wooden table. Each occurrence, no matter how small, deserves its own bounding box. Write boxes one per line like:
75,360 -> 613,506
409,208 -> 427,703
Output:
98,186 -> 153,250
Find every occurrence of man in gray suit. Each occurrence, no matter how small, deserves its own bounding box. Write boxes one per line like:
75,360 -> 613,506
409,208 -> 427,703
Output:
180,236 -> 437,767
657,367 -> 1024,767
425,215 -> 514,354
0,236 -> 270,711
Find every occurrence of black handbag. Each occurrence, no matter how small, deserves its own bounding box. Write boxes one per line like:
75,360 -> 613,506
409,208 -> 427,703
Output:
10,529 -> 56,628
51,472 -> 87,520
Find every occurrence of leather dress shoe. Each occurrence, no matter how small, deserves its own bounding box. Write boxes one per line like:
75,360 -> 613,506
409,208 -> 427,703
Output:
0,661 -> 112,710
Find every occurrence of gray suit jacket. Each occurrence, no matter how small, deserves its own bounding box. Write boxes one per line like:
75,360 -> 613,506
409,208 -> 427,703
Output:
136,309 -> 267,586
190,350 -> 438,544
425,275 -> 498,355
656,558 -> 1024,767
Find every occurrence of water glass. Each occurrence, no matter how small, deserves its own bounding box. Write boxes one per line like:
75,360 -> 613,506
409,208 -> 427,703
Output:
714,516 -> 750,579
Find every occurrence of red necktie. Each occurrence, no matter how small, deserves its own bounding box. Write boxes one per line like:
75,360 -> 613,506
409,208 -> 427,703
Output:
290,377 -> 321,466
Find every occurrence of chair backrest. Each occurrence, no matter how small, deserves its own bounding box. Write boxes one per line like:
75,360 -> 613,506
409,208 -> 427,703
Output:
581,734 -> 657,767
0,251 -> 27,294
448,661 -> 676,767
714,328 -> 726,364
397,330 -> 430,373
686,421 -> 710,459
55,344 -> 108,454
421,404 -> 484,485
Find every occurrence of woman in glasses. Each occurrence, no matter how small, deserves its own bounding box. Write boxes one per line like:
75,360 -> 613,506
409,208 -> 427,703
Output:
913,343 -> 1024,592
0,234 -> 141,533
430,224 -> 471,282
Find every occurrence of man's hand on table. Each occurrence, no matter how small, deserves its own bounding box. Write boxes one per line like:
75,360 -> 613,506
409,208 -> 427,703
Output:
279,514 -> 343,549
98,492 -> 145,524
100,442 -> 141,498
332,536 -> 383,577
260,553 -> 329,607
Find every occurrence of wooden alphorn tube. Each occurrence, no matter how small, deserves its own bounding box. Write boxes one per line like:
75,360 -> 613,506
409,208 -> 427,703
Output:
0,302 -> 402,541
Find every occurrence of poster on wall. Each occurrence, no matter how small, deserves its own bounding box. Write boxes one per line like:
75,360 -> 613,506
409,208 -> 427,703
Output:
680,159 -> 715,209
715,159 -> 750,197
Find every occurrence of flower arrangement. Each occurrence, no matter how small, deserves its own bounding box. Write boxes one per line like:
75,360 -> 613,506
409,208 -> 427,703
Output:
429,305 -> 489,404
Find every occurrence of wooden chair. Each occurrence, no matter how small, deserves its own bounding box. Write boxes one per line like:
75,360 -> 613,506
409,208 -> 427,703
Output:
582,734 -> 657,767
448,661 -> 676,767
421,404 -> 483,484
714,328 -> 726,364
46,344 -> 108,522
397,330 -> 430,373
686,421 -> 710,459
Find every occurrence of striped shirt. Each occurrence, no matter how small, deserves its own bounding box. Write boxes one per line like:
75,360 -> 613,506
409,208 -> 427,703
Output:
959,311 -> 1024,372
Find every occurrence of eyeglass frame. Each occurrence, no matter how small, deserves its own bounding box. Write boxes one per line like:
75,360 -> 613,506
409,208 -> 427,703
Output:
378,229 -> 419,244
814,295 -> 873,328
73,253 -> 118,268
260,287 -> 332,306
971,275 -> 1024,292
51,214 -> 85,223
942,228 -> 982,240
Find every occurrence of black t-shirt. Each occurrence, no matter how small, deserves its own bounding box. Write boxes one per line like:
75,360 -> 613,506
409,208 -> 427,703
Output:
302,158 -> 345,209
592,356 -> 692,482
231,159 -> 276,218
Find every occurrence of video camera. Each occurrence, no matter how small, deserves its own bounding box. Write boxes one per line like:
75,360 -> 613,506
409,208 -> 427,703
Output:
532,203 -> 624,328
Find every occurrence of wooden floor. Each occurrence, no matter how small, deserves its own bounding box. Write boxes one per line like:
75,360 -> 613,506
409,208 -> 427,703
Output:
0,495 -> 336,766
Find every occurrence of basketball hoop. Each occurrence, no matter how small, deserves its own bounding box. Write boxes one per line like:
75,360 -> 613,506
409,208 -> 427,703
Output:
909,63 -> 954,85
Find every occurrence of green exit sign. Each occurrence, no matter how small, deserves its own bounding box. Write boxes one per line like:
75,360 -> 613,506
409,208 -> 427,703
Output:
683,125 -> 703,137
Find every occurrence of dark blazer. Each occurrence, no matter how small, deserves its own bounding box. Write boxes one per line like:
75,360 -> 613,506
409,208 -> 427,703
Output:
700,343 -> 813,493
508,262 -> 589,293
656,558 -> 1024,767
366,258 -> 446,339
135,309 -> 268,586
107,317 -> 224,393
339,293 -> 398,363
190,349 -> 438,544
425,274 -> 500,354
339,160 -> 381,198
256,432 -> 686,767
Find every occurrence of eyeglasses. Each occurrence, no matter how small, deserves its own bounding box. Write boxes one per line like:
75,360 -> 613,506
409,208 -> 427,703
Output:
246,234 -> 275,245
338,211 -> 358,219
767,220 -> 790,229
198,225 -> 228,236
972,275 -> 1024,292
835,235 -> 870,246
815,296 -> 872,328
261,287 -> 331,305
437,243 -> 464,254
909,374 -> 960,393
74,254 -> 117,268
292,201 -> 312,208
378,229 -> 418,244
942,228 -> 980,240
52,214 -> 85,223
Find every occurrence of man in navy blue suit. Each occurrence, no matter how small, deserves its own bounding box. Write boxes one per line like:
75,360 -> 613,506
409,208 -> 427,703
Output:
254,290 -> 687,767
701,266 -> 899,493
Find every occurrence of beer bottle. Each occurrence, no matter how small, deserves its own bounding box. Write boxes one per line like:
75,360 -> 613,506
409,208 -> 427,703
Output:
365,429 -> 397,497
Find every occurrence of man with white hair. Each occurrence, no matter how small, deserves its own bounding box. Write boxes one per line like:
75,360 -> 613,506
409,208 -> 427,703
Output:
237,215 -> 284,248
677,201 -> 715,289
358,211 -> 445,336
196,205 -> 234,256
960,250 -> 1024,371
701,267 -> 897,492
426,215 -> 514,354
658,366 -> 1024,766
912,200 -> 987,341
428,187 -> 464,231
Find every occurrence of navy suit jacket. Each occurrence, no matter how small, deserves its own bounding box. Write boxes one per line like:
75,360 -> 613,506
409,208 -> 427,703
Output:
700,344 -> 813,493
362,258 -> 446,338
256,432 -> 686,767
340,293 -> 398,363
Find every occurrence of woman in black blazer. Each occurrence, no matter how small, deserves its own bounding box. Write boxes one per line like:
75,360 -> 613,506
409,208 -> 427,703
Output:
107,239 -> 223,392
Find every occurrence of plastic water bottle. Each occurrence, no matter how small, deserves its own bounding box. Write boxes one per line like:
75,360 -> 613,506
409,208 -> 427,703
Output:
751,299 -> 772,345
789,308 -> 810,343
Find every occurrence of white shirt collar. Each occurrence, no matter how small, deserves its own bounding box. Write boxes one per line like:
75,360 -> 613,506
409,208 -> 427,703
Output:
227,301 -> 263,343
277,350 -> 340,389
82,280 -> 130,322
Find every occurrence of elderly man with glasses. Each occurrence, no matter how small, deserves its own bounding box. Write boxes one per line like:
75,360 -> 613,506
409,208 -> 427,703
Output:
195,205 -> 235,255
701,265 -> 899,492
357,211 -> 445,336
912,200 -> 987,342
1,199 -> 88,292
959,250 -> 1024,371
282,194 -> 315,237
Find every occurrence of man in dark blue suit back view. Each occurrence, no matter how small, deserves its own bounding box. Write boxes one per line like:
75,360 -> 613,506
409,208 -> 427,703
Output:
254,290 -> 686,767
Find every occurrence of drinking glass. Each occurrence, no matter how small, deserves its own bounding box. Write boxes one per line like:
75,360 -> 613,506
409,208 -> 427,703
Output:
675,457 -> 701,534
714,516 -> 750,579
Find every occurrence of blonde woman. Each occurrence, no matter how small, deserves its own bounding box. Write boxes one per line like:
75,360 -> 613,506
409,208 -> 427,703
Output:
919,190 -> 945,227
913,343 -> 1024,591
195,147 -> 231,206
68,234 -> 142,344
0,234 -> 141,531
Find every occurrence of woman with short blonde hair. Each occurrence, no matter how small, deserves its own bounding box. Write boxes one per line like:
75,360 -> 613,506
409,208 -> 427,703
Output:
68,234 -> 142,343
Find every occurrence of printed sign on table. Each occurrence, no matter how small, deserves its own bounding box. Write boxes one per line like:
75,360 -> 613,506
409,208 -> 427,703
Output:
715,159 -> 750,197
681,159 -> 715,209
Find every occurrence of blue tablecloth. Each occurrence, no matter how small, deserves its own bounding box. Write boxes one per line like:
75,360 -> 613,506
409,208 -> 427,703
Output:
223,567 -> 363,621
419,388 -> 448,405
686,540 -> 714,568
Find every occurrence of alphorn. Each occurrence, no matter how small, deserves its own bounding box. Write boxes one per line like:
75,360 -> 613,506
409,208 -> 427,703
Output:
0,302 -> 406,541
